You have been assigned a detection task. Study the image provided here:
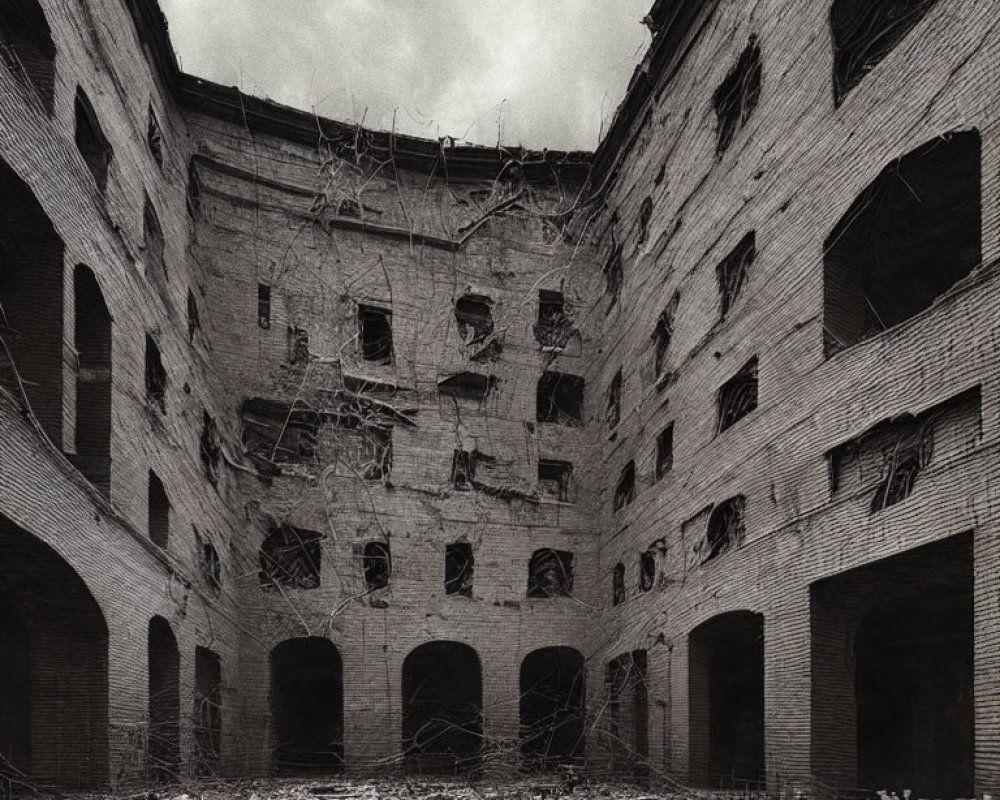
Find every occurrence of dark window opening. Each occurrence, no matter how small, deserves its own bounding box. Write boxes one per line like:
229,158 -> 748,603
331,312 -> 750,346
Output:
199,536 -> 221,593
614,461 -> 635,512
358,304 -> 393,363
520,647 -> 586,767
337,199 -> 360,218
538,459 -> 573,503
451,449 -> 476,490
639,549 -> 656,593
402,641 -> 483,772
717,357 -> 758,433
811,534 -> 972,798
193,647 -> 222,773
445,542 -> 474,597
187,159 -> 202,216
148,470 -> 169,548
187,288 -> 200,342
612,562 -> 626,606
688,612 -> 764,787
0,160 -> 65,446
713,36 -> 762,155
535,289 -> 574,349
831,0 -> 940,106
823,130 -> 981,357
656,424 -> 674,480
144,196 -> 166,282
148,617 -> 180,782
145,334 -> 166,413
257,284 -> 271,329
73,265 -> 112,497
654,291 -> 680,381
241,398 -> 319,464
637,197 -> 653,245
704,495 -> 746,564
528,548 -> 574,598
605,650 -> 649,775
604,246 -> 623,311
147,104 -> 164,168
537,371 -> 585,426
0,0 -> 56,112
259,524 -> 322,590
606,369 -> 622,429
270,638 -> 344,774
362,541 -> 391,591
288,326 -> 309,364
454,294 -> 494,346
200,410 -> 222,485
717,232 -> 755,321
438,371 -> 496,402
74,88 -> 112,194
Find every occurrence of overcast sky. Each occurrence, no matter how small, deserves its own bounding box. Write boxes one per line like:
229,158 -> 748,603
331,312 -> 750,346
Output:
158,0 -> 653,151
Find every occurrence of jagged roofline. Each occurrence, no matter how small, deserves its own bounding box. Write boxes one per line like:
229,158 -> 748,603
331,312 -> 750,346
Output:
128,0 -> 714,185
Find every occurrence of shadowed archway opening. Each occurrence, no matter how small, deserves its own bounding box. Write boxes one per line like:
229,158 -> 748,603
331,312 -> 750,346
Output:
270,637 -> 344,774
520,646 -> 586,768
688,611 -> 764,789
0,514 -> 109,790
148,616 -> 180,782
402,641 -> 482,773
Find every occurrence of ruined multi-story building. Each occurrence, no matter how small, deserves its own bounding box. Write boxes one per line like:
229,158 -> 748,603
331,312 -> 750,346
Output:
1,0 -> 998,796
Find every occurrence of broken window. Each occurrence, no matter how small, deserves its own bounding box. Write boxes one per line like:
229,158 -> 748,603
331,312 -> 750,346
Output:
538,459 -> 573,503
257,284 -> 271,329
200,410 -> 222,485
537,371 -> 585,426
717,357 -> 758,434
717,232 -> 755,321
338,199 -> 361,218
74,87 -> 112,194
823,130 -> 981,356
358,304 -> 392,363
259,524 -> 322,590
606,369 -> 622,429
713,36 -> 762,155
604,245 -> 623,311
612,562 -> 626,606
147,104 -> 164,168
534,289 -> 574,349
451,449 -> 476,490
287,326 -> 309,364
653,291 -> 680,381
194,647 -> 222,772
241,398 -> 319,464
199,534 -> 221,593
187,158 -> 202,216
362,541 -> 391,591
831,0 -> 939,106
148,470 -> 169,548
639,549 -> 656,592
187,288 -> 200,342
437,371 -> 495,402
0,0 -> 56,112
656,424 -> 674,480
144,196 -> 166,282
528,549 -> 574,598
145,334 -> 166,413
704,495 -> 746,563
454,294 -> 494,345
73,264 -> 112,498
445,542 -> 474,597
614,461 -> 635,512
637,196 -> 653,245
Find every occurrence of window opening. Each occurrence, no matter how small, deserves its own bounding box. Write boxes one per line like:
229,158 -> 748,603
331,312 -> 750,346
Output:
358,304 -> 392,363
704,496 -> 746,563
74,87 -> 112,193
717,232 -> 755,321
606,369 -> 622,429
537,371 -> 585,426
713,36 -> 762,155
257,284 -> 271,329
717,357 -> 758,433
145,334 -> 166,413
259,524 -> 322,590
363,541 -> 391,591
148,470 -> 169,548
445,542 -> 474,597
614,461 -> 636,512
528,549 -> 574,598
656,424 -> 674,480
538,459 -> 573,503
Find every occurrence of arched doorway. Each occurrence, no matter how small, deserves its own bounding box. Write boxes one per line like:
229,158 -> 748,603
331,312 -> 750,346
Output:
270,637 -> 344,773
0,514 -> 109,789
402,641 -> 482,773
148,617 -> 180,782
520,647 -> 585,767
688,611 -> 764,788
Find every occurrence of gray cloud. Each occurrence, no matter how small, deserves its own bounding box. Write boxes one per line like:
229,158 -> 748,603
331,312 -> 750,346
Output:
158,0 -> 651,151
